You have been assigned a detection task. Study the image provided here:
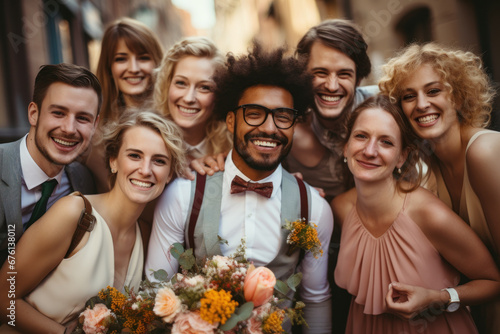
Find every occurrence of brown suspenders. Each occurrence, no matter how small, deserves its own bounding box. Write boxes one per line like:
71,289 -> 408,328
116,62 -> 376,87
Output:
186,174 -> 308,251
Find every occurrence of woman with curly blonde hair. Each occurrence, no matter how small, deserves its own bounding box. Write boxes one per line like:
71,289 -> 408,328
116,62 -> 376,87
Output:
154,36 -> 232,160
379,42 -> 500,333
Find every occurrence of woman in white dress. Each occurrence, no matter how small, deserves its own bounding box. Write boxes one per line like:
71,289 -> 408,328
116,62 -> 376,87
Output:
0,111 -> 186,333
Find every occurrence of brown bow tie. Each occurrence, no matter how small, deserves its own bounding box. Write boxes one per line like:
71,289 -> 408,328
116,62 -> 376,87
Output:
230,175 -> 273,198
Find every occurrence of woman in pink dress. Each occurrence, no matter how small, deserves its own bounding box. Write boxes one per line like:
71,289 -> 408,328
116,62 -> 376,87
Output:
332,95 -> 500,333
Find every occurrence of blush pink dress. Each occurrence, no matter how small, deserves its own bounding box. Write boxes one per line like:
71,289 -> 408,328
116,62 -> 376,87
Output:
334,193 -> 478,333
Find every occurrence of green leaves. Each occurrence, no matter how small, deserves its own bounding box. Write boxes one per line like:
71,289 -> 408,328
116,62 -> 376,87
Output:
275,272 -> 303,297
275,280 -> 290,296
170,243 -> 196,271
153,269 -> 169,282
220,302 -> 254,331
287,273 -> 302,292
170,243 -> 184,259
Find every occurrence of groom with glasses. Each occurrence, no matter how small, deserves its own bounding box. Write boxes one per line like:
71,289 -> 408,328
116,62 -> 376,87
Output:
146,45 -> 333,334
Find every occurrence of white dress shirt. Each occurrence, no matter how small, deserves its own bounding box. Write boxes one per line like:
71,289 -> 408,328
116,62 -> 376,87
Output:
20,135 -> 71,227
146,151 -> 333,304
185,138 -> 208,159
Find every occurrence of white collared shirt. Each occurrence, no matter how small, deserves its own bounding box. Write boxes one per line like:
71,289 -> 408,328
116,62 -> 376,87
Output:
147,150 -> 333,303
20,135 -> 71,227
185,138 -> 208,159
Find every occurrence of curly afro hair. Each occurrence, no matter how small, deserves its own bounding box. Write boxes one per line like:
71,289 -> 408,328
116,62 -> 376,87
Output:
212,43 -> 314,121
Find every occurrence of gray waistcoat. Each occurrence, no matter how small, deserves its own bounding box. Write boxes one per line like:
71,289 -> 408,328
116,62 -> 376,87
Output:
184,170 -> 311,282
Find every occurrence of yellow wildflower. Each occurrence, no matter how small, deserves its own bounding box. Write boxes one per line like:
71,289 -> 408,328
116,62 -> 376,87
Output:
263,310 -> 285,333
97,286 -> 127,312
286,219 -> 323,258
199,289 -> 238,325
135,321 -> 147,334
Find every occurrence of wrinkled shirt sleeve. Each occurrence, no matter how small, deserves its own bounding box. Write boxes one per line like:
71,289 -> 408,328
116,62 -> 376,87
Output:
297,188 -> 333,333
145,178 -> 192,281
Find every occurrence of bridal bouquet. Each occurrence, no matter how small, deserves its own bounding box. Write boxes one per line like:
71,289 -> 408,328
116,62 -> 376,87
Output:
74,243 -> 306,334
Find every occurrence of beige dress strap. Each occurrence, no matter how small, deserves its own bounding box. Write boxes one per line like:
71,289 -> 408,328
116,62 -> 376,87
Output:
461,129 -> 500,334
460,129 -> 497,255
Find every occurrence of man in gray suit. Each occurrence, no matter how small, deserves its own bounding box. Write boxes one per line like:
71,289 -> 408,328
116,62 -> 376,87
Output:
0,63 -> 101,265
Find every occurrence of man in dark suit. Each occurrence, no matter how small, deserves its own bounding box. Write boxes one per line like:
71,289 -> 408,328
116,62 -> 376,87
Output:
0,63 -> 101,265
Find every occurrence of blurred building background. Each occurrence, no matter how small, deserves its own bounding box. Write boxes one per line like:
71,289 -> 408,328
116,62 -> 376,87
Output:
1,0 -> 499,142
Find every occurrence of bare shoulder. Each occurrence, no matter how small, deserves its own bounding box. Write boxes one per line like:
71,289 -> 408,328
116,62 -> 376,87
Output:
15,193 -> 88,259
290,122 -> 326,167
291,122 -> 318,150
465,131 -> 500,195
405,187 -> 461,234
41,193 -> 87,232
331,188 -> 356,227
466,130 -> 500,162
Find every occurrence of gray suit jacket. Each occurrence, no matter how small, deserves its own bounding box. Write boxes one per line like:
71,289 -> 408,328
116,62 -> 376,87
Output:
0,138 -> 96,264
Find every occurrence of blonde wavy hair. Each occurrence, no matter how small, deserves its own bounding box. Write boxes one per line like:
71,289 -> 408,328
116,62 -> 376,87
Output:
96,17 -> 163,127
379,43 -> 496,128
102,110 -> 187,187
154,36 -> 232,155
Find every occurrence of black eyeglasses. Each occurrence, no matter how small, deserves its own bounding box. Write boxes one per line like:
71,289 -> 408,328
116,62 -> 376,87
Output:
235,104 -> 298,129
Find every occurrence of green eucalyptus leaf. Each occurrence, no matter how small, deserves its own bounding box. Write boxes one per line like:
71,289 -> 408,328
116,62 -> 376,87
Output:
170,243 -> 185,260
153,269 -> 169,282
219,302 -> 254,331
220,315 -> 239,331
237,302 -> 254,319
179,248 -> 195,270
287,272 -> 303,292
274,279 -> 290,295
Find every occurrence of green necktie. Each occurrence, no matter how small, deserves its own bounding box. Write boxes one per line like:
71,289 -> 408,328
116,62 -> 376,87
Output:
25,179 -> 58,230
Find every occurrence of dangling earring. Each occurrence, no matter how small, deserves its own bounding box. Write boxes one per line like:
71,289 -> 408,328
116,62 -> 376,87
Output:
397,168 -> 402,174
343,157 -> 347,163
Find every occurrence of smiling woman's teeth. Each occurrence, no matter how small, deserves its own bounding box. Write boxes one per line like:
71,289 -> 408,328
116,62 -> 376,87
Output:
131,180 -> 153,188
253,140 -> 277,148
53,138 -> 77,146
125,77 -> 143,84
417,114 -> 438,123
179,106 -> 198,114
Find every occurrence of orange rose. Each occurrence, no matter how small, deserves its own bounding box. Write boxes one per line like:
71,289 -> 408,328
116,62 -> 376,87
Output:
171,311 -> 217,334
80,303 -> 115,333
244,266 -> 276,307
153,287 -> 183,323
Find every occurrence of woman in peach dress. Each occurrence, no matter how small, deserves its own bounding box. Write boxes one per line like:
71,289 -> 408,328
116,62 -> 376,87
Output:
332,95 -> 500,333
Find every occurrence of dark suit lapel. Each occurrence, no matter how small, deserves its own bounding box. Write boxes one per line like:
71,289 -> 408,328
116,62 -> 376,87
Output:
65,162 -> 96,195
